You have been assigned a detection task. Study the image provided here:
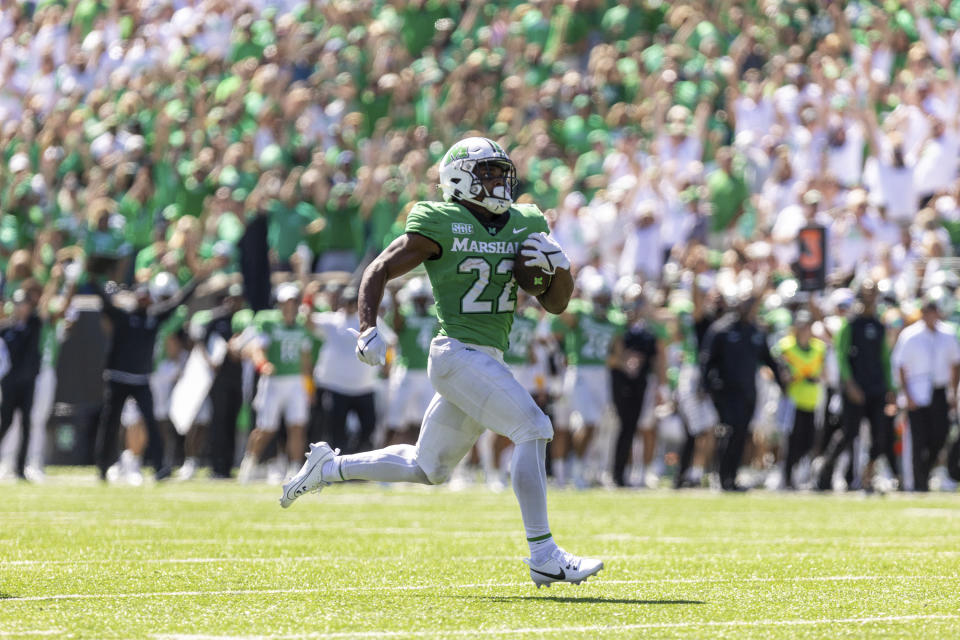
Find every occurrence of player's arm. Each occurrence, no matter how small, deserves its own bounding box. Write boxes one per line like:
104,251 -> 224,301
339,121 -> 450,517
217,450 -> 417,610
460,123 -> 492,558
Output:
358,233 -> 438,332
655,337 -> 668,389
607,334 -> 625,370
301,342 -> 315,401
391,304 -> 405,333
761,333 -> 786,391
248,334 -> 274,376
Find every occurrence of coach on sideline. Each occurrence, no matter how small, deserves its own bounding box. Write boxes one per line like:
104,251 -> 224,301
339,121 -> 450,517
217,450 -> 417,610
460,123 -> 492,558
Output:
892,290 -> 960,492
92,266 -> 212,481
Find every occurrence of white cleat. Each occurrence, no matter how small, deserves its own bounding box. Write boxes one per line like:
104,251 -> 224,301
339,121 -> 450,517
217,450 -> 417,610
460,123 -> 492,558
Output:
23,465 -> 45,484
279,441 -> 338,509
523,548 -> 604,588
177,458 -> 198,481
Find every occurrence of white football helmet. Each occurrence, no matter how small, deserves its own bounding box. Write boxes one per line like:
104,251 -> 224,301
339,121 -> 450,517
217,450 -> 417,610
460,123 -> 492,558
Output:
149,271 -> 179,301
399,276 -> 433,305
438,137 -> 519,215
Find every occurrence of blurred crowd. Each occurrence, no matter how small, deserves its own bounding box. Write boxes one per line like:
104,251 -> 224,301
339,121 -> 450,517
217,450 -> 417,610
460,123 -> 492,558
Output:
2,0 -> 960,490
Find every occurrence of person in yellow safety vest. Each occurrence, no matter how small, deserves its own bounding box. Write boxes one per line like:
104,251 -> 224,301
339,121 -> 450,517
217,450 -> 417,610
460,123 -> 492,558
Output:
774,310 -> 826,489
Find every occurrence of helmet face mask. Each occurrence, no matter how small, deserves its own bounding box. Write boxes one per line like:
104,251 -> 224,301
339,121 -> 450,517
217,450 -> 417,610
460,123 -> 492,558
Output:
439,137 -> 519,215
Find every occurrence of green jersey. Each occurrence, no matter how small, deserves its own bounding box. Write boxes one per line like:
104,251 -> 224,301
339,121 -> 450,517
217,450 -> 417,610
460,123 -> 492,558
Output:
40,320 -> 63,369
255,310 -> 311,376
555,299 -> 624,366
232,308 -> 255,335
405,201 -> 549,352
394,305 -> 439,370
505,307 -> 540,365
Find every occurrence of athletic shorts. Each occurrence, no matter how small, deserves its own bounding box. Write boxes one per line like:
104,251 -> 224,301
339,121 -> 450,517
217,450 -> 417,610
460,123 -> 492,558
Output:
561,365 -> 610,428
254,374 -> 309,432
676,364 -> 718,436
638,372 -> 659,431
413,336 -> 553,484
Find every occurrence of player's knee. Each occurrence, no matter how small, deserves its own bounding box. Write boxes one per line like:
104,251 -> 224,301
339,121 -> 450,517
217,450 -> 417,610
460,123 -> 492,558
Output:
513,410 -> 553,443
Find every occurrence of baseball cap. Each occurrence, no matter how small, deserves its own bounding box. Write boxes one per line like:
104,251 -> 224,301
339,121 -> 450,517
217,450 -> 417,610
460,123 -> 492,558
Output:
276,283 -> 300,304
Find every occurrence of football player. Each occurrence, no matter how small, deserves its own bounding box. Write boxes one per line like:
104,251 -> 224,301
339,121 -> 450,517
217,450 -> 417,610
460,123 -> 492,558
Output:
551,276 -> 624,489
238,283 -> 313,483
385,277 -> 439,446
280,137 -> 603,587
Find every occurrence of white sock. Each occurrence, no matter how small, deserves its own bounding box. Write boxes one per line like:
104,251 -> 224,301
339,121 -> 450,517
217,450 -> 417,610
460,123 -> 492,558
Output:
477,432 -> 496,481
553,458 -> 567,485
512,439 -> 557,564
323,445 -> 429,484
571,455 -> 584,481
689,466 -> 703,483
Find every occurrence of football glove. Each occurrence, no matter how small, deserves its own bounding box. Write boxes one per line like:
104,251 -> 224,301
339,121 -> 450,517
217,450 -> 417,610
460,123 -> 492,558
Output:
348,326 -> 387,367
520,232 -> 570,275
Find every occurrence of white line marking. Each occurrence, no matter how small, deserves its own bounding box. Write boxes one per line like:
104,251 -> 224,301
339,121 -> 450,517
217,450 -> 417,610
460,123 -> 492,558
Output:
4,575 -> 958,603
5,550 -> 960,568
150,614 -> 960,639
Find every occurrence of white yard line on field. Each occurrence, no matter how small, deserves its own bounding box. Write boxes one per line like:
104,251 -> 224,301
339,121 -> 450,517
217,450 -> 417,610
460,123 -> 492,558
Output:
149,614 -> 960,639
2,575 -> 959,603
5,550 -> 960,568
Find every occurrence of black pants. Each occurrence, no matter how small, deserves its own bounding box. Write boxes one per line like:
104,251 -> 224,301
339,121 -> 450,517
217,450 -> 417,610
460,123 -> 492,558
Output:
208,365 -> 243,477
784,409 -> 815,488
308,386 -> 329,444
325,390 -> 376,454
818,393 -> 890,490
909,388 -> 950,492
711,389 -> 755,490
674,417 -> 697,488
95,380 -> 164,477
0,377 -> 36,476
611,381 -> 647,487
816,388 -> 843,456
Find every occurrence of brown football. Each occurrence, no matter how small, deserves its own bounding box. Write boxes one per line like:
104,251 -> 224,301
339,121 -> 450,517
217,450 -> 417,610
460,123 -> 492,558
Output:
513,245 -> 552,296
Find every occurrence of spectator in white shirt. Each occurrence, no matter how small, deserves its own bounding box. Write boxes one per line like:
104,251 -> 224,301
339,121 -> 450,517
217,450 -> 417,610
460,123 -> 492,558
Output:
618,200 -> 663,282
655,104 -> 704,171
892,291 -> 960,491
311,287 -> 381,454
824,111 -> 864,189
914,115 -> 960,204
861,105 -> 917,224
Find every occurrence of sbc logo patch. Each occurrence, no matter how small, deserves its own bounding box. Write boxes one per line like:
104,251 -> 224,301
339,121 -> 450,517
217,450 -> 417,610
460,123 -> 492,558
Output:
451,223 -> 474,234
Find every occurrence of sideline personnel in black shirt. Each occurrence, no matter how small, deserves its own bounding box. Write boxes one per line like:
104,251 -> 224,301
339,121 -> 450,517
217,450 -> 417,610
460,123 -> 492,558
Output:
92,269 -> 209,480
817,280 -> 897,491
701,288 -> 784,491
609,285 -> 665,487
0,289 -> 42,478
202,284 -> 246,478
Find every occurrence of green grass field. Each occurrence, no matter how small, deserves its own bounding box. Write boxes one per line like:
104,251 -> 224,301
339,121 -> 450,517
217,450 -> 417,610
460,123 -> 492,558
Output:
1,470 -> 959,639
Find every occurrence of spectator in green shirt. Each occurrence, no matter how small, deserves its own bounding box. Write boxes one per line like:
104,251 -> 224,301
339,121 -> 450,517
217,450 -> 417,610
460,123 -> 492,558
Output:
312,184 -> 364,273
707,147 -> 749,239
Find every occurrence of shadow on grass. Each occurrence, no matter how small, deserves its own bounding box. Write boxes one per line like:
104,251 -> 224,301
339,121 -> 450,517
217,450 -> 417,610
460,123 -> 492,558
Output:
447,595 -> 706,605
0,593 -> 14,600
